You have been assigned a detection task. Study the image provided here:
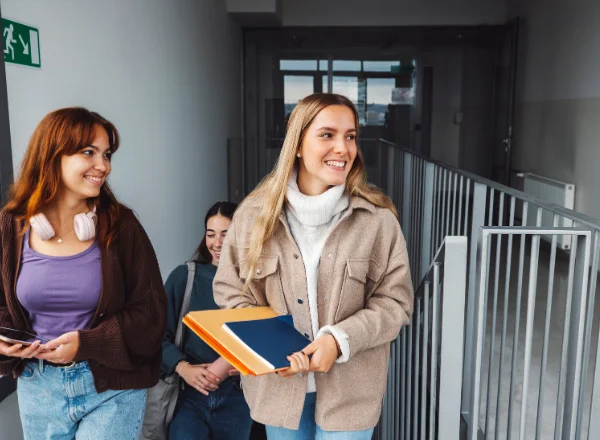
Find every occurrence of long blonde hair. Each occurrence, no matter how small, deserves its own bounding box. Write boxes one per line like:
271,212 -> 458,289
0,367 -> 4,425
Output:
243,93 -> 397,287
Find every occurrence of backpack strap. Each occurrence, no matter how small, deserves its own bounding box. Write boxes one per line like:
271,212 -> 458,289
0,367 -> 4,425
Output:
174,262 -> 196,348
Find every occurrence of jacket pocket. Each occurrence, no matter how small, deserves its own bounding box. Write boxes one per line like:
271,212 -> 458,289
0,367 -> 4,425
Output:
335,259 -> 385,322
241,255 -> 288,315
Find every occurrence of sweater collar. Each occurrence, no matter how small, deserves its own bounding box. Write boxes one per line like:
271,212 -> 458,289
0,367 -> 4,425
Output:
285,170 -> 349,227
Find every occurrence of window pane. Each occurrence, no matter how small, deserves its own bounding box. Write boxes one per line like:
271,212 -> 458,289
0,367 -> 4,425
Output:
319,60 -> 329,71
363,61 -> 400,72
366,78 -> 396,126
332,76 -> 366,125
284,76 -> 314,115
333,60 -> 361,71
280,60 -> 317,71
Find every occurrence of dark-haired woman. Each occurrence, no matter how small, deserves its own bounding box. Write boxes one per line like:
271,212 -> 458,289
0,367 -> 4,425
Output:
162,201 -> 253,440
0,107 -> 167,439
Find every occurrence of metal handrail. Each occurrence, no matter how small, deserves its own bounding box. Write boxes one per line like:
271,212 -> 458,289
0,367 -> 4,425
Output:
376,138 -> 600,232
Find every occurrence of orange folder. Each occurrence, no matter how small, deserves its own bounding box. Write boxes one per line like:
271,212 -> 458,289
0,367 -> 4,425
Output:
183,307 -> 281,376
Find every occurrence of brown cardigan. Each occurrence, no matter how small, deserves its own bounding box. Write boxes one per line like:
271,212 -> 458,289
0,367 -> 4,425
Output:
0,206 -> 167,392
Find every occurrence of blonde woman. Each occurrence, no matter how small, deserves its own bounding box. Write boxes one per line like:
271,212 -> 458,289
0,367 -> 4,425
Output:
213,93 -> 414,439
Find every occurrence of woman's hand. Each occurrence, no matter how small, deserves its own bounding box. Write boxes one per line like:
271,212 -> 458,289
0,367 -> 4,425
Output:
304,334 -> 339,373
178,362 -> 221,396
278,351 -> 311,378
278,334 -> 339,378
37,331 -> 80,364
0,340 -> 44,359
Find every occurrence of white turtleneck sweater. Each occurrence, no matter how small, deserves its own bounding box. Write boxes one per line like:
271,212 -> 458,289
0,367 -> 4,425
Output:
285,171 -> 351,393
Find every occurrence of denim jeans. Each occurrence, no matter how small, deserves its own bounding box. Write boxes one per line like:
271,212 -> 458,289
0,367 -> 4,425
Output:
168,376 -> 253,440
266,393 -> 374,440
17,360 -> 147,440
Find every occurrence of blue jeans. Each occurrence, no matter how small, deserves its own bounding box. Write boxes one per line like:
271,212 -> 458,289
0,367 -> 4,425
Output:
266,393 -> 374,439
168,377 -> 253,440
17,360 -> 147,440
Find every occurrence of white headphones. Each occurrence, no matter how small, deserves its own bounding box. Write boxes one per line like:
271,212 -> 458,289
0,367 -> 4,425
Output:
29,206 -> 97,242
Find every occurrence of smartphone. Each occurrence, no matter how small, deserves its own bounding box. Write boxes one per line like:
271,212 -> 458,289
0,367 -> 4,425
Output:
0,326 -> 49,346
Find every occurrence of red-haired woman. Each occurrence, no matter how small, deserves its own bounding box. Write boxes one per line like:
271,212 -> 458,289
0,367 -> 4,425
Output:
0,108 -> 166,439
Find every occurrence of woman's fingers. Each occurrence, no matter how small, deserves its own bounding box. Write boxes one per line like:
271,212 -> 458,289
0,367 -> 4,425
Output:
0,341 -> 43,358
198,375 -> 218,391
19,341 -> 41,358
0,342 -> 23,356
291,352 -> 309,372
194,383 -> 209,396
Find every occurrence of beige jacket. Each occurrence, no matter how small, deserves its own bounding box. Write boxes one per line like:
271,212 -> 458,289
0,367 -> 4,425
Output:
213,195 -> 414,431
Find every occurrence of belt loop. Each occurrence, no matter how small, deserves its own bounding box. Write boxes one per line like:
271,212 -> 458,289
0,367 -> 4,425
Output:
38,358 -> 44,373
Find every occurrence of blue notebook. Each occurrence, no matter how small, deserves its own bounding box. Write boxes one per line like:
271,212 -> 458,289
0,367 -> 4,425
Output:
223,315 -> 311,371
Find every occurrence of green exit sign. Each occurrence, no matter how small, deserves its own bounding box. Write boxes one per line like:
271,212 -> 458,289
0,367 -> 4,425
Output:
2,18 -> 41,68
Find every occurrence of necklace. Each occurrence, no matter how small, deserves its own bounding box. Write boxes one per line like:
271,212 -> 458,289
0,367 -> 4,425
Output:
56,227 -> 74,243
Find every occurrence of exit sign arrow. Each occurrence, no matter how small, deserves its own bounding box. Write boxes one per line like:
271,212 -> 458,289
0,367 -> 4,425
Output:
18,34 -> 29,55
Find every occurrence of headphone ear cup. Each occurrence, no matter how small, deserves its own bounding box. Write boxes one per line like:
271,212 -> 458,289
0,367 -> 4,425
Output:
29,214 -> 55,241
74,212 -> 96,241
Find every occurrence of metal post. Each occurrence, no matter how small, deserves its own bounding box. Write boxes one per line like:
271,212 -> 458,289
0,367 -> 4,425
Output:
402,153 -> 413,240
562,233 -> 591,439
421,162 -> 435,280
462,182 -> 488,419
439,237 -> 468,440
469,230 -> 492,440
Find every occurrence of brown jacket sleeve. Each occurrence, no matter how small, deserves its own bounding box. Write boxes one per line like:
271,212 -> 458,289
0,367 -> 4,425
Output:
334,215 -> 414,358
74,213 -> 167,369
0,219 -> 20,374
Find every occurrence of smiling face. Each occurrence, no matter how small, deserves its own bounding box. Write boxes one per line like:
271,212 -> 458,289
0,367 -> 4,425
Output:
297,105 -> 358,196
205,214 -> 231,266
59,126 -> 112,201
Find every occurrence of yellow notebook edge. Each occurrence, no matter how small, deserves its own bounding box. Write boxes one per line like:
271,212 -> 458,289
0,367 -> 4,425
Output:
182,315 -> 255,376
182,308 -> 289,376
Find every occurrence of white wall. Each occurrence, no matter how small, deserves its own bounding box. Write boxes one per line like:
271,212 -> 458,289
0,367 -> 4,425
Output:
1,0 -> 241,277
282,0 -> 507,26
508,0 -> 600,218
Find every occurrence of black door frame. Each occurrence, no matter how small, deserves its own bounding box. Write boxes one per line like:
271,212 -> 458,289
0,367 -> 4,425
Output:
0,3 -> 16,404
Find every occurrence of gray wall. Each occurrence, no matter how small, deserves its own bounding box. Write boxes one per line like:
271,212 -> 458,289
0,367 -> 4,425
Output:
422,47 -> 464,168
1,0 -> 242,277
508,0 -> 600,218
282,0 -> 508,26
0,393 -> 23,440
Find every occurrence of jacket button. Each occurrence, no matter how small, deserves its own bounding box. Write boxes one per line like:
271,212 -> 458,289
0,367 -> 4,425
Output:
98,378 -> 108,388
297,298 -> 303,304
323,296 -> 327,300
294,253 -> 299,259
327,253 -> 333,259
256,269 -> 262,276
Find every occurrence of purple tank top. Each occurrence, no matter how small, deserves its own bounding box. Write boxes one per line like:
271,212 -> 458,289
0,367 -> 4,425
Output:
16,229 -> 102,341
